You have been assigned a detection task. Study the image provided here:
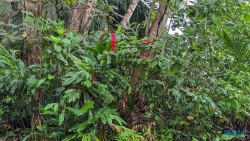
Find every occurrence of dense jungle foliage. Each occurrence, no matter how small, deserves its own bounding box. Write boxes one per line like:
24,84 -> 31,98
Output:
0,0 -> 250,140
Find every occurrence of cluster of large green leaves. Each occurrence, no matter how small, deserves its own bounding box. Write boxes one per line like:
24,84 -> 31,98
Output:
0,16 -> 149,140
153,0 -> 250,140
155,36 -> 250,140
211,0 -> 250,65
172,0 -> 250,62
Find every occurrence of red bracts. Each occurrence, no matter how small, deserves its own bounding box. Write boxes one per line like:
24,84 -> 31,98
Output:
100,30 -> 109,41
141,53 -> 149,60
111,33 -> 116,52
141,37 -> 153,44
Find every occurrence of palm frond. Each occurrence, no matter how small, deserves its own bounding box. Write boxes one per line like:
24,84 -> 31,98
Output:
223,30 -> 250,62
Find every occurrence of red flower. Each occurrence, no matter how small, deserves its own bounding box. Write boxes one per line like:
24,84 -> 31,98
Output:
147,38 -> 153,43
141,53 -> 149,60
111,33 -> 116,52
141,37 -> 153,44
100,29 -> 109,42
102,29 -> 109,35
142,40 -> 148,44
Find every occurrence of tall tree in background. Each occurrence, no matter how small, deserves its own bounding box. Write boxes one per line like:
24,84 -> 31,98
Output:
120,0 -> 171,37
22,0 -> 43,135
120,0 -> 140,27
121,0 -> 172,110
147,0 -> 171,37
68,0 -> 97,44
22,0 -> 42,65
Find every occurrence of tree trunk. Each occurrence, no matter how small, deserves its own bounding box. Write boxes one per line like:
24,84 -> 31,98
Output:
68,1 -> 97,44
147,1 -> 170,37
120,0 -> 140,27
122,0 -> 171,110
22,0 -> 43,137
22,0 -> 42,65
145,1 -> 155,36
133,0 -> 171,86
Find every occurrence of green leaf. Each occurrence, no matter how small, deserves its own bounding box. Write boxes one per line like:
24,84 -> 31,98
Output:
90,134 -> 99,141
69,118 -> 94,133
56,53 -> 68,65
63,89 -> 80,103
56,28 -> 64,35
0,45 -> 12,58
109,115 -> 126,125
96,43 -> 105,54
62,74 -> 79,86
22,135 -> 30,141
82,80 -> 91,88
65,0 -> 76,4
42,111 -> 58,116
223,31 -> 234,48
21,10 -> 34,17
81,133 -> 99,141
48,74 -> 55,80
0,108 -> 5,116
24,17 -> 35,23
221,134 -> 234,140
69,54 -> 89,70
62,135 -> 76,141
66,107 -> 83,116
82,133 -> 92,141
105,41 -> 111,51
49,35 -> 61,43
116,25 -> 122,33
81,101 -> 95,112
62,38 -> 71,46
94,108 -> 125,125
36,78 -> 46,88
59,110 -> 65,125
192,137 -> 199,141
0,55 -> 13,67
85,47 -> 98,55
54,103 -> 59,112
44,103 -> 57,110
54,44 -> 62,52
0,45 -> 15,67
244,13 -> 250,21
37,125 -> 46,132
43,118 -> 57,124
49,131 -> 64,138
